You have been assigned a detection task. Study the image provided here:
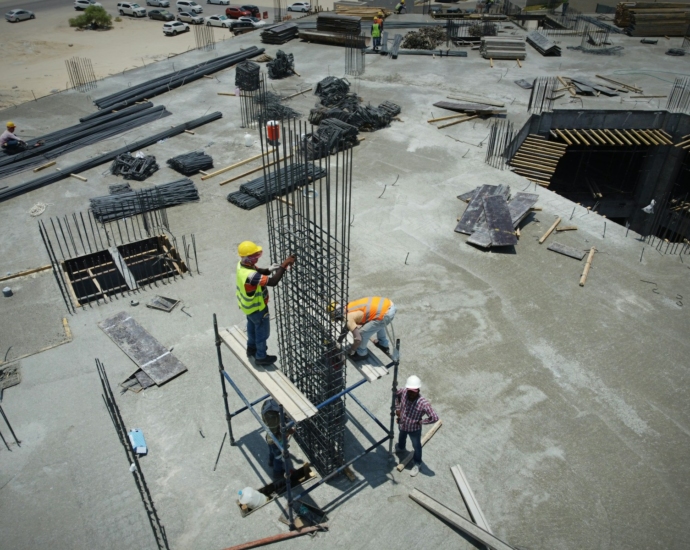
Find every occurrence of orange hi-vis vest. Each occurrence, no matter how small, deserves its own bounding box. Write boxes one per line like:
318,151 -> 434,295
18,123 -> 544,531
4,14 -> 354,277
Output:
347,297 -> 392,323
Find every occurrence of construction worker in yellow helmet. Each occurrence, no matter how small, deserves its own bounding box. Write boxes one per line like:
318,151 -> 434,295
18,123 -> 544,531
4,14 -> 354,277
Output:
1,121 -> 42,155
394,0 -> 406,14
235,241 -> 295,365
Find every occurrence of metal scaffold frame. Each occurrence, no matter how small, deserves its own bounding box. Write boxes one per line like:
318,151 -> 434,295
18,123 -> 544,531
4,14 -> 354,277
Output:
213,315 -> 400,530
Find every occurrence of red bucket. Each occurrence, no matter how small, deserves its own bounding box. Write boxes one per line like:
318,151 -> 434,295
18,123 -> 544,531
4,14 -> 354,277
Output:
262,10 -> 268,18
266,121 -> 280,142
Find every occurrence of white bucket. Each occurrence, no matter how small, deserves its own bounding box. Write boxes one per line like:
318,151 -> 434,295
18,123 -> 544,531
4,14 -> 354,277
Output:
238,487 -> 266,509
244,133 -> 252,147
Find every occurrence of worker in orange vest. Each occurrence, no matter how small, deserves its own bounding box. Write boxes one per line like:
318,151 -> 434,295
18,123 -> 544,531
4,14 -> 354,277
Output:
374,12 -> 384,32
333,296 -> 396,360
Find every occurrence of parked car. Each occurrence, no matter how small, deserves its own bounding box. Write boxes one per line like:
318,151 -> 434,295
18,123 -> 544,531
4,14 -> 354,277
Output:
117,2 -> 147,16
228,19 -> 254,33
207,0 -> 229,4
74,0 -> 102,10
176,0 -> 203,13
429,4 -> 442,13
205,14 -> 231,26
237,15 -> 264,27
446,6 -> 461,13
177,10 -> 203,23
240,4 -> 259,16
163,20 -> 189,34
287,2 -> 309,12
5,9 -> 35,22
146,0 -> 170,6
225,5 -> 250,18
149,8 -> 175,20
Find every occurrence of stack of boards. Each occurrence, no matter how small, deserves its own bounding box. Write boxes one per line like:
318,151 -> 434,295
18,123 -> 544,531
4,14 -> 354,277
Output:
507,135 -> 568,187
480,36 -> 526,60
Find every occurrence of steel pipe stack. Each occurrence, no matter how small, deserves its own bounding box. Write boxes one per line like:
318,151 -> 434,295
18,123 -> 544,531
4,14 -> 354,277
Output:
480,36 -> 526,59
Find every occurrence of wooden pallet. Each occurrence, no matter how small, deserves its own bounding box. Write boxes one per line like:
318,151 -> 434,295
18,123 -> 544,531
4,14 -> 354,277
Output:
219,326 -> 318,422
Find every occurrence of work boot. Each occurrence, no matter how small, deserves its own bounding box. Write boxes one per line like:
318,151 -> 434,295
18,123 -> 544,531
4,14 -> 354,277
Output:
349,352 -> 369,362
255,355 -> 278,366
373,340 -> 390,355
246,347 -> 256,358
394,444 -> 406,454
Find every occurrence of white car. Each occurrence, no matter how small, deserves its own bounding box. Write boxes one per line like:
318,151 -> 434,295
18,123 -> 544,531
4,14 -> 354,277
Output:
177,10 -> 203,23
205,14 -> 231,26
5,8 -> 35,21
147,0 -> 170,6
237,15 -> 264,27
163,20 -> 189,34
176,0 -> 203,13
287,2 -> 309,12
117,2 -> 147,16
74,0 -> 102,10
207,0 -> 229,4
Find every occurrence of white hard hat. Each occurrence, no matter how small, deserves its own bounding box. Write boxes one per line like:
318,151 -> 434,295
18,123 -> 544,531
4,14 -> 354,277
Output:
405,375 -> 421,390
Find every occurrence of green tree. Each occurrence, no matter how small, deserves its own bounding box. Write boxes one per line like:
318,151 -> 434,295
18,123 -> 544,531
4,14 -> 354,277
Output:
69,6 -> 113,29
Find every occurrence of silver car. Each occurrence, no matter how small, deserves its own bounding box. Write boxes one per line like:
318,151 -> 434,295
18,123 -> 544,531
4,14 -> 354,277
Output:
147,0 -> 170,6
177,10 -> 203,23
207,0 -> 229,4
5,9 -> 35,22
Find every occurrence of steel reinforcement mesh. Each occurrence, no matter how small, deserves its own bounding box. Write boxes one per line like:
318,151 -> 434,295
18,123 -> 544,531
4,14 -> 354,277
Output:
260,117 -> 353,476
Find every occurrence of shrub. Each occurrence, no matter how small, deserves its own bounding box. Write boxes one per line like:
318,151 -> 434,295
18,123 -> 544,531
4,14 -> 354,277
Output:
69,5 -> 113,29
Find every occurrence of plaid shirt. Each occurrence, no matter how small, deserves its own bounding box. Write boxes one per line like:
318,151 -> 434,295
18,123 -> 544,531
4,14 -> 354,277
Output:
395,388 -> 439,432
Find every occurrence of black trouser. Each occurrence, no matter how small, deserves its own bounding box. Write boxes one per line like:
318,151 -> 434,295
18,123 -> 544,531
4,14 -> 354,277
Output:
2,139 -> 26,155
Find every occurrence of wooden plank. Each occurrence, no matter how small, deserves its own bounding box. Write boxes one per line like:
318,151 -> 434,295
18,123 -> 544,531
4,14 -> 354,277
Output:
201,150 -> 274,181
433,101 -> 505,113
539,217 -> 561,244
221,327 -> 317,421
397,421 -> 442,472
509,160 -> 556,173
409,488 -> 516,550
455,184 -> 496,235
33,161 -> 56,172
483,195 -> 517,247
450,465 -> 492,533
554,129 -> 572,145
547,241 -> 586,260
98,311 -> 187,386
70,173 -> 87,182
579,247 -> 596,286
524,137 -> 567,148
555,225 -> 578,231
0,264 -> 52,282
612,128 -> 633,146
447,94 -> 505,107
108,247 -> 139,290
437,115 -> 478,130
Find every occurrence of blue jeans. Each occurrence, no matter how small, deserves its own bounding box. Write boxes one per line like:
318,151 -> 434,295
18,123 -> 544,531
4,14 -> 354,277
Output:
246,308 -> 270,360
373,36 -> 381,49
398,428 -> 422,466
356,303 -> 396,356
267,442 -> 285,479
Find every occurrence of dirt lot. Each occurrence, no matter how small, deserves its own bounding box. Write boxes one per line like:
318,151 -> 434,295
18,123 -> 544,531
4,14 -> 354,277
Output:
0,0 -> 265,110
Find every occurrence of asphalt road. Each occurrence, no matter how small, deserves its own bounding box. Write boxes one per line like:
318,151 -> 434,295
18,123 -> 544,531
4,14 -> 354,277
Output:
2,0 -> 72,13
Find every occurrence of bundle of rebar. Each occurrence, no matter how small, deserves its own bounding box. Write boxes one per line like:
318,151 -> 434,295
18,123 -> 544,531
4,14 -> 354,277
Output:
109,183 -> 132,194
528,77 -> 558,114
303,118 -> 359,159
90,178 -> 199,222
235,61 -> 261,91
401,26 -> 447,49
0,103 -> 170,180
0,112 -> 222,204
314,76 -> 351,107
615,2 -> 690,36
88,47 -> 264,116
110,153 -> 159,181
167,151 -> 214,176
667,77 -> 690,113
316,13 -> 362,34
480,36 -> 526,59
267,50 -> 295,79
378,100 -> 401,117
240,162 -> 326,201
526,31 -> 561,56
226,191 -> 263,210
261,22 -> 299,44
254,91 -> 300,121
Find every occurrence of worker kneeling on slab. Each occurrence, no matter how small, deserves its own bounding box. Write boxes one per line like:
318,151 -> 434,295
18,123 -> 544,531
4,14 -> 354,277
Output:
261,398 -> 295,482
396,376 -> 439,477
332,296 -> 396,360
235,240 -> 295,365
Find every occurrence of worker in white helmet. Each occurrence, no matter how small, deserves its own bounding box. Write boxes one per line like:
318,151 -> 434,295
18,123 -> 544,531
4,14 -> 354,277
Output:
394,375 -> 439,477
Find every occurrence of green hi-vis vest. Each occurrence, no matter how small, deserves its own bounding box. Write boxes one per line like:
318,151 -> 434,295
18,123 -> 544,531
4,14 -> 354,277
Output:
236,261 -> 266,315
372,23 -> 381,37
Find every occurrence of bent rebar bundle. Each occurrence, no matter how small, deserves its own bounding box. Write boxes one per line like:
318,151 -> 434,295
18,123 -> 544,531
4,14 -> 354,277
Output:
0,112 -> 222,203
111,153 -> 159,181
260,119 -> 353,476
0,103 -> 170,180
88,47 -> 264,116
235,61 -> 261,91
90,178 -> 199,222
266,50 -> 295,80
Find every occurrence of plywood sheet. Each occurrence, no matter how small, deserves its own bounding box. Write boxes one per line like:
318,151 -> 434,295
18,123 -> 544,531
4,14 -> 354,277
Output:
507,192 -> 539,227
98,311 -> 187,386
455,184 -> 497,235
547,242 -> 586,260
483,195 -> 518,246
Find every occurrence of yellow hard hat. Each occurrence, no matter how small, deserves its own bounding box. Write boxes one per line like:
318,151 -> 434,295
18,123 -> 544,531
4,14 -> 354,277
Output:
238,240 -> 262,257
6,121 -> 15,128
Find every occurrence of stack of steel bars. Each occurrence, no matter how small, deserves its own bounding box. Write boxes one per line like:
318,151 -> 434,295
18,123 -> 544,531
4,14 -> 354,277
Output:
266,50 -> 295,79
261,22 -> 299,44
0,112 -> 222,203
85,47 -> 264,117
0,103 -> 170,180
110,153 -> 159,181
167,151 -> 214,175
316,13 -> 362,34
90,178 -> 199,222
235,61 -> 261,91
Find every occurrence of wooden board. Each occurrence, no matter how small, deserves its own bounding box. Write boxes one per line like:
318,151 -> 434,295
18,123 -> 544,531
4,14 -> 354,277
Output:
333,326 -> 389,382
483,195 -> 518,247
455,184 -> 498,235
547,242 -> 586,260
98,311 -> 187,386
433,101 -> 505,113
466,226 -> 493,249
507,192 -> 539,227
219,326 -> 317,422
409,488 -> 516,550
397,420 -> 442,471
457,188 -> 478,202
450,465 -> 492,534
108,247 -> 138,290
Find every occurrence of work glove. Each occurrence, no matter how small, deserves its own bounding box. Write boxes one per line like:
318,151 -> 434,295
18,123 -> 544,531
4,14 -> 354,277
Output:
269,263 -> 281,272
281,255 -> 296,269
